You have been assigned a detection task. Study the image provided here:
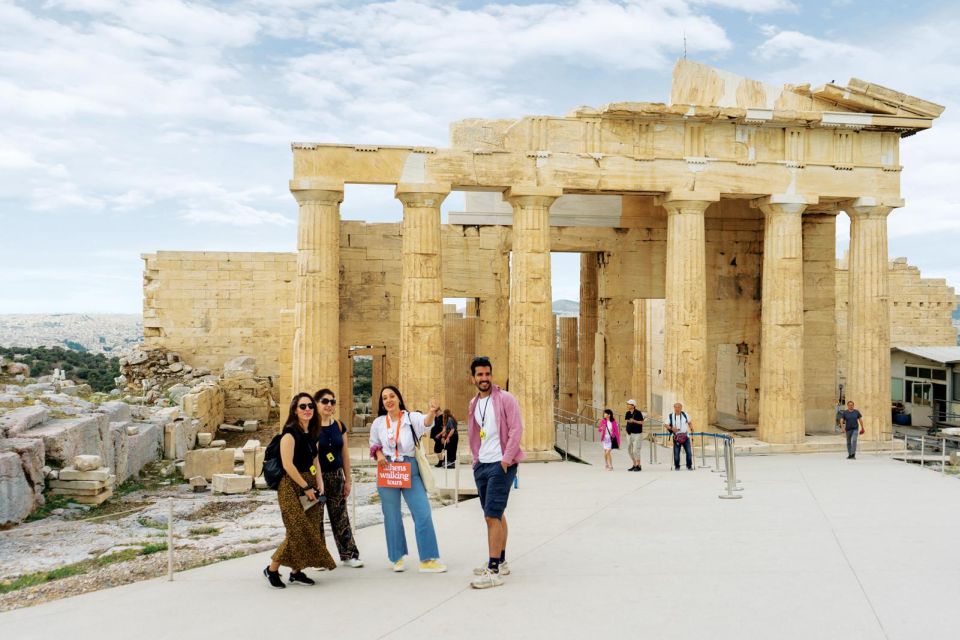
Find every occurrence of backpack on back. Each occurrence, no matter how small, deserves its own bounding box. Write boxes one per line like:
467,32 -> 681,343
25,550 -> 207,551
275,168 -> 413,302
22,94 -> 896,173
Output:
260,431 -> 286,490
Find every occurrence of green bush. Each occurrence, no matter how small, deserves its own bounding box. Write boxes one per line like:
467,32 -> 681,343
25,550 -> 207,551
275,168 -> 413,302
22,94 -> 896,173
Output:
0,346 -> 119,392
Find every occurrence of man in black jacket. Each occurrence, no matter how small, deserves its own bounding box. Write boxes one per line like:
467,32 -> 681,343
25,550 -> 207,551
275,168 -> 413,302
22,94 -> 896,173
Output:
624,399 -> 645,471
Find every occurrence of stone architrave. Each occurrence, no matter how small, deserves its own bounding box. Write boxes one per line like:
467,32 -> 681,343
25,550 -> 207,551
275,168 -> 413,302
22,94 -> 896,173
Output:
558,316 -> 578,413
632,299 -> 647,411
846,198 -> 902,441
578,254 -> 599,414
505,186 -> 562,458
658,191 -> 718,426
396,183 -> 450,411
290,179 -> 344,398
755,195 -> 813,444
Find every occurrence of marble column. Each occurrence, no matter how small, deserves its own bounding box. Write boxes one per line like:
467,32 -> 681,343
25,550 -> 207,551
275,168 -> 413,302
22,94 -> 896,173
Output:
558,316 -> 578,413
846,198 -> 901,441
396,183 -> 450,412
659,190 -> 717,426
506,186 -> 562,458
803,211 -> 839,433
290,179 -> 343,397
756,195 -> 812,444
632,299 -> 647,411
578,253 -> 599,414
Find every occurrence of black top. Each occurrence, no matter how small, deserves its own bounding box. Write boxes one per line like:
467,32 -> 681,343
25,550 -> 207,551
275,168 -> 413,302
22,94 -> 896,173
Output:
841,409 -> 862,432
624,409 -> 645,435
316,420 -> 347,472
283,425 -> 318,472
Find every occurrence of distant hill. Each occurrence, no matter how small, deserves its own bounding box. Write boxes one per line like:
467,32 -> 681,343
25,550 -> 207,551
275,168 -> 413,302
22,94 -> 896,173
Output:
552,299 -> 580,317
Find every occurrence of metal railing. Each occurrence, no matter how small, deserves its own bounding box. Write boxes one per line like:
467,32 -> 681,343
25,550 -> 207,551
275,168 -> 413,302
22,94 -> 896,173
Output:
891,429 -> 960,475
648,431 -> 742,499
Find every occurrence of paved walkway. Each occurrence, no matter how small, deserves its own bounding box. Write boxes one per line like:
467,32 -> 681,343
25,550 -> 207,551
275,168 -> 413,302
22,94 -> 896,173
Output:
2,449 -> 958,640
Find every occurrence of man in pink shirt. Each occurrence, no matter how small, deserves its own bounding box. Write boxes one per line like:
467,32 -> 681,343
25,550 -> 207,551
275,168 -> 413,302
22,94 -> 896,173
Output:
467,356 -> 525,589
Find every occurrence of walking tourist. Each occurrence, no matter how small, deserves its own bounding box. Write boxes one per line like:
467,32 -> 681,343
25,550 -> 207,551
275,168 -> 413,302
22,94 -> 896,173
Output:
263,393 -> 336,588
369,385 -> 446,573
313,388 -> 363,568
667,402 -> 694,470
840,400 -> 865,459
431,412 -> 446,467
624,399 -> 645,471
467,356 -> 524,589
440,409 -> 459,468
598,409 -> 620,471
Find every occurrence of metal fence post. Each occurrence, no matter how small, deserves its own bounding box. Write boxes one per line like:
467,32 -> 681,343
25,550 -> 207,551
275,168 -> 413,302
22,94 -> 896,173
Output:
565,426 -> 570,461
454,437 -> 460,506
712,436 -> 721,473
921,435 -> 925,466
167,498 -> 174,581
942,437 -> 946,474
719,441 -> 742,500
699,433 -> 707,469
730,440 -> 743,490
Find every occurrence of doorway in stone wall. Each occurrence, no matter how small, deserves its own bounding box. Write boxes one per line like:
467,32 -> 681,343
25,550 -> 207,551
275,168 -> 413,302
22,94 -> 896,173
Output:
347,346 -> 385,430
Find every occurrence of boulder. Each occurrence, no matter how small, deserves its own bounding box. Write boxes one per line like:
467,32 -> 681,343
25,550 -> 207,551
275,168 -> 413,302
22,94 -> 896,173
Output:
0,452 -> 34,525
196,432 -> 213,447
108,422 -> 130,482
166,384 -> 191,404
0,405 -> 49,437
98,401 -> 132,423
209,439 -> 226,449
243,420 -> 259,432
60,384 -> 92,397
189,475 -> 208,492
74,454 -> 103,471
183,448 -> 235,481
212,473 -> 252,494
0,437 -> 45,511
218,423 -> 244,433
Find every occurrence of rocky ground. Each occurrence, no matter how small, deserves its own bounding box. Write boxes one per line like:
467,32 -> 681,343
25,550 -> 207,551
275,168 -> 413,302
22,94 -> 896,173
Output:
0,464 -> 389,612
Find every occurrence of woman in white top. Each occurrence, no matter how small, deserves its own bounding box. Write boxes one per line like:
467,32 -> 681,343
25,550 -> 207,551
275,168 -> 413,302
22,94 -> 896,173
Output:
369,385 -> 446,573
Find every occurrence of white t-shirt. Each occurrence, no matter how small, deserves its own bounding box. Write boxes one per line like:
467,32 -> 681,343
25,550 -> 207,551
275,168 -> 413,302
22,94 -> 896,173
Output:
668,412 -> 691,434
369,411 -> 427,461
474,395 -> 502,463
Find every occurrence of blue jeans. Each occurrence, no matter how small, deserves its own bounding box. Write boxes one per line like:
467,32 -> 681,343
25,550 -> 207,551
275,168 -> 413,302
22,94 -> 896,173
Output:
377,457 -> 440,563
845,429 -> 859,457
673,437 -> 693,469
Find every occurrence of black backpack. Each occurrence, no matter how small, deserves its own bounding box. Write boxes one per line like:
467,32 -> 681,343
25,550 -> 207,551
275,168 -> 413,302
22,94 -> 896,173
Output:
261,431 -> 286,490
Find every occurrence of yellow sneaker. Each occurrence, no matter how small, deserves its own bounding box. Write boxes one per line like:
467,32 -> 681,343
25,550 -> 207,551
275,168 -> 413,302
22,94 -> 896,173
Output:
392,557 -> 406,573
418,559 -> 447,573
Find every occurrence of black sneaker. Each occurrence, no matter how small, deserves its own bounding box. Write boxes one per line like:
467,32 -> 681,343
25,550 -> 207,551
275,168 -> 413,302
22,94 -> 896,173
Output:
627,466 -> 636,471
264,567 -> 285,589
289,571 -> 315,585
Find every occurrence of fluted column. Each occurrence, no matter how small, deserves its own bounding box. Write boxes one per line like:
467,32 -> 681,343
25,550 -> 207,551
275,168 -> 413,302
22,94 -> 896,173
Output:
290,179 -> 343,397
847,197 -> 901,441
506,186 -> 562,458
578,253 -> 598,413
632,299 -> 647,411
756,195 -> 813,444
659,191 -> 717,425
558,316 -> 578,413
396,183 -> 450,411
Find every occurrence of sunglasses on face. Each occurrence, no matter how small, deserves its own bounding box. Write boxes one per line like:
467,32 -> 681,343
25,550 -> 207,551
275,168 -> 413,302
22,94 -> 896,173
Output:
298,403 -> 315,410
318,398 -> 336,406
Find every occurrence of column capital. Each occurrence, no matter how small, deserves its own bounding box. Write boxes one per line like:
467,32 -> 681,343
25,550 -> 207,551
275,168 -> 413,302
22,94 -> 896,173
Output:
395,182 -> 451,208
753,194 -> 817,216
289,178 -> 344,205
656,189 -> 719,213
503,185 -> 563,206
845,196 -> 905,218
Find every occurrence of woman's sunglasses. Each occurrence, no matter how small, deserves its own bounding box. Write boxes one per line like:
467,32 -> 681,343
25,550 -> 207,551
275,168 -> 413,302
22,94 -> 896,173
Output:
318,398 -> 336,406
297,403 -> 315,410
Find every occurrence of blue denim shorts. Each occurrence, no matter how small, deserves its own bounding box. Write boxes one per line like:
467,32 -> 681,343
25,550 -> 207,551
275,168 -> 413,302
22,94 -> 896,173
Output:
474,461 -> 517,519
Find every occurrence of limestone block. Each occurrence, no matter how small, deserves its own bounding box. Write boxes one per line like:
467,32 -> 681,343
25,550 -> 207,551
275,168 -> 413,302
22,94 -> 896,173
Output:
210,440 -> 226,449
74,454 -> 102,471
183,448 -> 235,481
254,475 -> 267,490
0,405 -> 49,437
233,448 -> 245,463
163,419 -> 199,460
243,420 -> 258,432
59,467 -> 111,481
98,401 -> 132,423
242,440 -> 264,477
197,433 -> 213,447
190,475 -> 209,492
212,473 -> 252,494
224,356 -> 257,375
108,422 -> 130,483
0,451 -> 34,525
219,423 -> 244,433
0,438 -> 45,512
155,407 -> 181,422
126,422 -> 162,478
70,489 -> 113,505
126,425 -> 139,436
50,477 -> 114,492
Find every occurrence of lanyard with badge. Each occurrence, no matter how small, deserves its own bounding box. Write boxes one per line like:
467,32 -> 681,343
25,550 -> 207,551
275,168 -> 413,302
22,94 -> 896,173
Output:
386,411 -> 405,461
478,396 -> 492,441
377,413 -> 413,489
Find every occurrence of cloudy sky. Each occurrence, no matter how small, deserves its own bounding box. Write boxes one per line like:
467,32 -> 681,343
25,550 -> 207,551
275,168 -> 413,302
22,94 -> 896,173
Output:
1,0 -> 957,312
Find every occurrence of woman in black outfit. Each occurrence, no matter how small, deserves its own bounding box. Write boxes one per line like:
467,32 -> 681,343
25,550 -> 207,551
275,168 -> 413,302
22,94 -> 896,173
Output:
264,392 -> 336,588
313,387 -> 363,568
440,409 -> 458,468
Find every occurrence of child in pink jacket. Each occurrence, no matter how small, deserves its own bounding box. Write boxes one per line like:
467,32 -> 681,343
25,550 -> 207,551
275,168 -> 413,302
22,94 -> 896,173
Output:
598,409 -> 621,471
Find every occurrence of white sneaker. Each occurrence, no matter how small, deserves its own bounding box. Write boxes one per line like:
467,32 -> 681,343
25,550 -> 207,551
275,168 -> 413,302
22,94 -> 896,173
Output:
473,561 -> 509,576
470,568 -> 504,589
344,558 -> 364,568
392,557 -> 405,572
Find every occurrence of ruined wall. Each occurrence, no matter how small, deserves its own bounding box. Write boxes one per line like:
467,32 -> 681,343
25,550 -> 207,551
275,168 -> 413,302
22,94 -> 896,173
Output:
142,251 -> 295,383
836,256 -> 959,390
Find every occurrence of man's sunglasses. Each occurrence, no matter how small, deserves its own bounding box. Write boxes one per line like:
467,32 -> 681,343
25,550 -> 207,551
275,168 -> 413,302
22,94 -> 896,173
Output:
297,403 -> 315,410
318,398 -> 336,406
